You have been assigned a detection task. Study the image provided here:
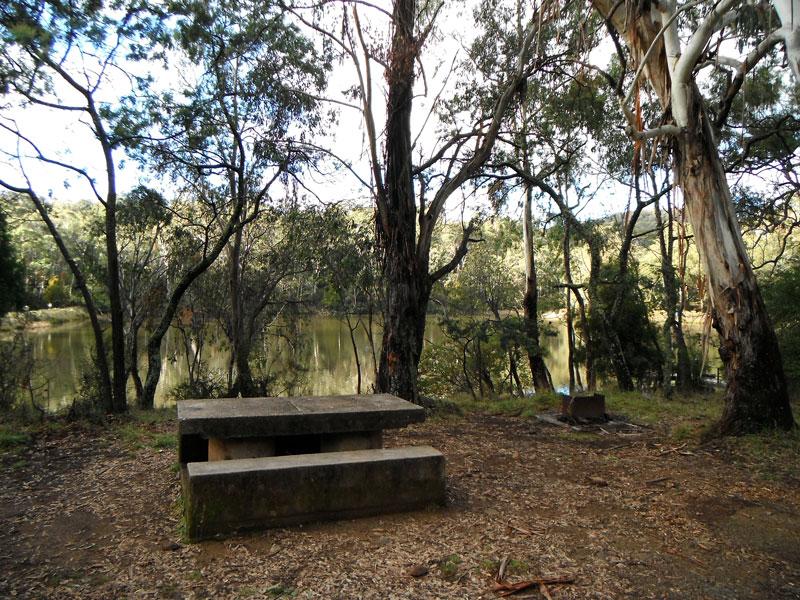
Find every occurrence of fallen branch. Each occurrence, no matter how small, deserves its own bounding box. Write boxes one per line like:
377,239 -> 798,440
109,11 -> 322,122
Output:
646,476 -> 671,485
496,556 -> 509,583
659,443 -> 688,455
492,574 -> 575,597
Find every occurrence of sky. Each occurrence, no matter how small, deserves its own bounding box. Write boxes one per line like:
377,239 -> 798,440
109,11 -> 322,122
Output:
0,0 -> 612,224
1,1 -> 792,226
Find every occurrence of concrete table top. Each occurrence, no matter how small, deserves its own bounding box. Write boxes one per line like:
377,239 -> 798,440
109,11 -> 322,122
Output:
177,394 -> 425,439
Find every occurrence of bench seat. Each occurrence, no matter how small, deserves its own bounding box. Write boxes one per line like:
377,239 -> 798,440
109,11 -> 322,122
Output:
182,446 -> 446,540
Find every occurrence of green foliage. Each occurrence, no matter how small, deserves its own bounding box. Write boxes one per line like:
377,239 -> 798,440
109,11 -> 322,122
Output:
589,262 -> 664,388
42,275 -> 69,306
320,208 -> 381,315
0,207 -> 24,316
3,195 -> 107,309
438,554 -> 462,580
0,426 -> 30,449
762,259 -> 800,388
167,367 -> 226,402
67,358 -> 108,421
0,323 -> 34,413
420,315 -> 534,399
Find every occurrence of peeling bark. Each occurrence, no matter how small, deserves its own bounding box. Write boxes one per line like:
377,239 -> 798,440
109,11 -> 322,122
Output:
592,0 -> 794,433
677,86 -> 792,433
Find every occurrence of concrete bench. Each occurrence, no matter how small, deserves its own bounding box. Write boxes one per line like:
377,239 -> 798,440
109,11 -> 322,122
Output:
177,394 -> 445,540
182,446 -> 445,540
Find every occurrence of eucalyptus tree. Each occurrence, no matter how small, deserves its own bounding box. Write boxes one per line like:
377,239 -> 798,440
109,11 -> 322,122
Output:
132,0 -> 326,406
286,0 -> 547,402
447,0 -> 562,393
457,0 -> 664,391
116,186 -> 171,404
0,0 -> 166,412
219,202 -> 331,397
652,182 -> 695,393
591,0 -> 796,434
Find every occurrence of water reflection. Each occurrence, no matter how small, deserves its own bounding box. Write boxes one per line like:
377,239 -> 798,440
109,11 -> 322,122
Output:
24,315 -> 699,411
27,317 -> 402,410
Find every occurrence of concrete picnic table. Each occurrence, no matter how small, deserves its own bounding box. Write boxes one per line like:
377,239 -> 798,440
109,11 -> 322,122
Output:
177,393 -> 426,462
176,394 -> 445,540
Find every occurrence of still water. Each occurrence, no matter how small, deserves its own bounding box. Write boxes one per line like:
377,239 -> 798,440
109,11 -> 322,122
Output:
25,315 -> 573,411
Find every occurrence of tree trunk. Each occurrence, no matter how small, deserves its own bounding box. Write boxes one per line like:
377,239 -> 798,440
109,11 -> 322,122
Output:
128,319 -> 144,406
606,317 -> 635,391
142,341 -> 162,409
105,196 -> 127,413
231,342 -> 256,397
377,269 -> 430,402
563,220 -> 596,391
522,185 -> 553,393
654,194 -> 692,393
565,288 -> 576,394
375,0 -> 425,402
227,225 -> 256,397
345,314 -> 362,394
677,86 -> 793,434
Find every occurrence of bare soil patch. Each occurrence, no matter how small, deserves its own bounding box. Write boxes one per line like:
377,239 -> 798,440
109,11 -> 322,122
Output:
1,414 -> 799,599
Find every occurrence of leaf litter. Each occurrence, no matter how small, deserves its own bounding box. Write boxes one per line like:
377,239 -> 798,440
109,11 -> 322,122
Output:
0,414 -> 799,599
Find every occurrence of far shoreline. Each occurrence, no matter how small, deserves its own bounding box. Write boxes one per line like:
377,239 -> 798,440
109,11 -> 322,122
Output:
0,306 -> 95,334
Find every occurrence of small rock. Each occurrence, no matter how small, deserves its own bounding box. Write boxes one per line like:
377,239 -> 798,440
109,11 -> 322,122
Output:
407,564 -> 429,578
161,541 -> 182,552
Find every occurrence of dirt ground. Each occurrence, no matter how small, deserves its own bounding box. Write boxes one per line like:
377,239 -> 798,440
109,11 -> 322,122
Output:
1,412 -> 799,599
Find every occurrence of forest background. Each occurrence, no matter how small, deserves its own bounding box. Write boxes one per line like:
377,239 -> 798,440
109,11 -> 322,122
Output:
0,0 -> 799,439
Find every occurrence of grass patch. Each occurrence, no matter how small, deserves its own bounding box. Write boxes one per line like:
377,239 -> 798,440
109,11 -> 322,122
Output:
445,389 -> 727,442
118,423 -> 148,450
115,411 -> 176,452
131,407 -> 176,425
175,493 -> 189,544
446,390 -> 723,429
151,432 -> 177,450
721,427 -> 800,481
438,553 -> 462,579
507,558 -> 530,575
266,584 -> 296,598
605,391 -> 722,428
0,427 -> 31,450
447,393 -> 561,418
